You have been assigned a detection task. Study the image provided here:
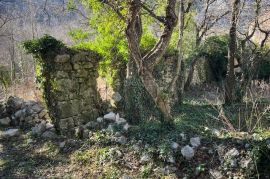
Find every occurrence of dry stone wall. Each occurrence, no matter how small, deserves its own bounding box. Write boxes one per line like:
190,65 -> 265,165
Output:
44,50 -> 101,136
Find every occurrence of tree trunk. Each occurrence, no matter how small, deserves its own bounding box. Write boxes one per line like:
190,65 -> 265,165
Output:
184,57 -> 199,90
169,0 -> 185,107
184,29 -> 201,90
125,0 -> 178,120
124,59 -> 163,123
225,0 -> 240,104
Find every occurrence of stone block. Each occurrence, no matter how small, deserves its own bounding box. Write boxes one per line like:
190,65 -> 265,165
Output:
69,93 -> 79,100
54,91 -> 69,101
72,53 -> 87,63
57,102 -> 73,118
55,71 -> 69,79
80,109 -> 99,123
56,79 -> 74,92
76,78 -> 86,83
55,54 -> 70,63
74,69 -> 89,78
73,116 -> 84,126
82,62 -> 94,69
59,117 -> 74,131
58,100 -> 80,119
73,63 -> 82,70
70,99 -> 80,114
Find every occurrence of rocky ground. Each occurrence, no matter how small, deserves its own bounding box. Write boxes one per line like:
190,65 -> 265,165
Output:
0,96 -> 270,178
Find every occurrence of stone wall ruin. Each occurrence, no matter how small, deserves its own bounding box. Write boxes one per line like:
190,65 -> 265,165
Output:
40,49 -> 102,136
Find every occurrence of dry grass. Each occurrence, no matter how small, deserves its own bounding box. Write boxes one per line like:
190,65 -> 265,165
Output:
0,78 -> 42,102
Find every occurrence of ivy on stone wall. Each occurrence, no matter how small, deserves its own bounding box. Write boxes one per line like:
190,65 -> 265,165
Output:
23,35 -> 65,58
23,35 -> 102,135
0,65 -> 11,90
23,35 -> 65,127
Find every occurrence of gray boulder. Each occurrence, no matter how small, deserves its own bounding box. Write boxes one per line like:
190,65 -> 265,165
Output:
123,123 -> 130,131
6,96 -> 24,112
32,121 -> 46,136
14,109 -> 26,120
190,137 -> 201,147
114,132 -> 122,137
38,110 -> 47,119
140,153 -> 151,163
106,124 -> 117,133
104,112 -> 116,121
0,117 -> 11,126
209,169 -> 223,179
122,175 -> 132,179
116,136 -> 127,145
112,92 -> 122,102
59,141 -> 66,149
75,126 -> 84,139
240,158 -> 252,169
116,118 -> 127,125
171,142 -> 179,150
84,121 -> 98,130
167,155 -> 175,163
42,131 -> 57,139
180,133 -> 187,141
83,129 -> 90,139
181,145 -> 195,159
2,129 -> 19,137
96,117 -> 104,123
46,123 -> 54,130
31,104 -> 43,113
224,148 -> 239,159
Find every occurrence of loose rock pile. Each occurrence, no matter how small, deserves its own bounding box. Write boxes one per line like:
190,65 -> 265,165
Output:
0,96 -> 131,140
0,96 -> 50,127
0,96 -> 56,138
74,112 -> 130,142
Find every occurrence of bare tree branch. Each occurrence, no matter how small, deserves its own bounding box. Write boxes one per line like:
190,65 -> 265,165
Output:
99,0 -> 125,21
140,2 -> 166,24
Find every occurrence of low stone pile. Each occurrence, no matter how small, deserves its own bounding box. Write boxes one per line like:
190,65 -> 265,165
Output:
0,96 -> 50,127
74,112 -> 130,142
0,96 -> 130,140
0,96 -> 56,138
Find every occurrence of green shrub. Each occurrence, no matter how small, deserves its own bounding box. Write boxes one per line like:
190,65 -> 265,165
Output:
257,57 -> 270,80
197,35 -> 270,82
198,35 -> 229,82
23,35 -> 64,58
23,35 -> 65,123
0,66 -> 11,89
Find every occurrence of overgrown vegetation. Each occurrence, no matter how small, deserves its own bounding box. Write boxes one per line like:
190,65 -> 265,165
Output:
0,66 -> 11,90
23,35 -> 65,58
1,0 -> 270,178
192,35 -> 270,83
23,35 -> 66,127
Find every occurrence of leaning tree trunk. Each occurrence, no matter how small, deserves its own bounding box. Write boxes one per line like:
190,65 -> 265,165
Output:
125,0 -> 178,120
123,58 -> 163,123
225,0 -> 240,104
184,31 -> 201,90
169,0 -> 185,107
184,57 -> 200,90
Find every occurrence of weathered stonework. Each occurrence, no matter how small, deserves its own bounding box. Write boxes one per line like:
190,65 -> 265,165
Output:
43,50 -> 101,136
154,55 -> 179,91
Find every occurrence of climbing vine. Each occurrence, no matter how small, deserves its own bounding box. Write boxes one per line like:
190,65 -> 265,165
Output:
23,35 -> 65,121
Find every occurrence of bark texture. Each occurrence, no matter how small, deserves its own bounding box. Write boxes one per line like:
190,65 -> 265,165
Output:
225,0 -> 240,104
125,0 -> 178,120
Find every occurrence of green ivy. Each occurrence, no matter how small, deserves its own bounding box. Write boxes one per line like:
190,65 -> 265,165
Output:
23,35 -> 65,125
0,65 -> 11,90
23,34 -> 64,58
